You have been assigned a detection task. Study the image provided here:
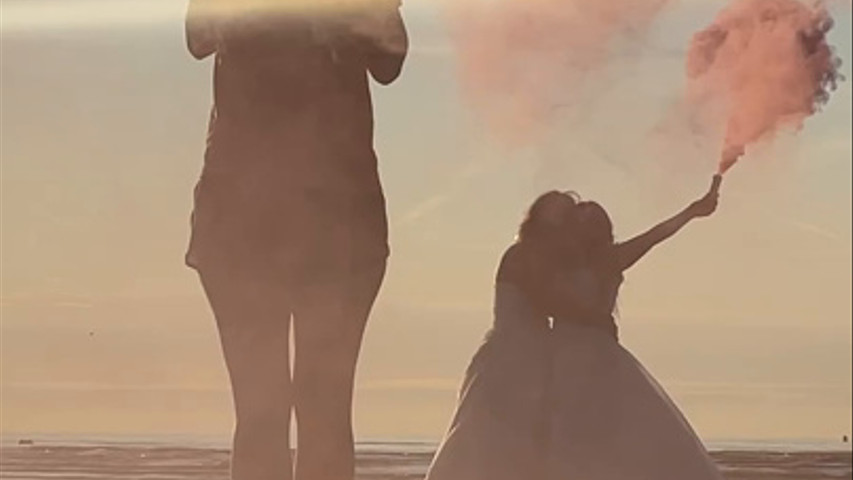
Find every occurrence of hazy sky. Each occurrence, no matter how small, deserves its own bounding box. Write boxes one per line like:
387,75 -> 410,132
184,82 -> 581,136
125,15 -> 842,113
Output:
1,0 -> 851,442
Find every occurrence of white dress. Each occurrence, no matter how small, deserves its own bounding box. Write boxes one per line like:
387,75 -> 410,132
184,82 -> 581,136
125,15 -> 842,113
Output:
547,269 -> 724,480
425,281 -> 553,480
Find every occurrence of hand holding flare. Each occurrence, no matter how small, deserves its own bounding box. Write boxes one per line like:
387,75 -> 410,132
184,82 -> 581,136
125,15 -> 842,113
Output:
689,175 -> 722,218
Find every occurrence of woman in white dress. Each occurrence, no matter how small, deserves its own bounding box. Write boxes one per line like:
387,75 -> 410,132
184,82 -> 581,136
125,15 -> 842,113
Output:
547,176 -> 725,480
425,191 -> 615,480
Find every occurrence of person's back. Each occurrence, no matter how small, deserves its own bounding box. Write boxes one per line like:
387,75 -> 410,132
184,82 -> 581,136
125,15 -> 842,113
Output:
186,2 -> 407,280
210,12 -> 378,166
492,244 -> 551,333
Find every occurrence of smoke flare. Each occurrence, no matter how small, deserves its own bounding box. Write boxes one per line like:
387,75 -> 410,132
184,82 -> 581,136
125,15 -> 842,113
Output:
441,0 -> 670,146
686,0 -> 843,174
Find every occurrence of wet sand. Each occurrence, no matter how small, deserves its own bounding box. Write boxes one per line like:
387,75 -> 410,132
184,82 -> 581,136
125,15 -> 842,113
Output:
1,443 -> 850,479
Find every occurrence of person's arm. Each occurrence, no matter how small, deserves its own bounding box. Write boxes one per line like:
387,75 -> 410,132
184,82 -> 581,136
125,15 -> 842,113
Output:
185,0 -> 220,60
348,1 -> 409,84
616,175 -> 721,272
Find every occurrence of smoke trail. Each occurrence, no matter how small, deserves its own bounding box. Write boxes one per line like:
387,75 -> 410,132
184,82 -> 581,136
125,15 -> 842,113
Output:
685,0 -> 844,174
440,0 -> 671,147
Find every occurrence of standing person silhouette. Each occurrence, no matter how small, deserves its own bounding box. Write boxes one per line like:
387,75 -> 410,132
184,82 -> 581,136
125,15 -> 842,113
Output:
183,2 -> 408,479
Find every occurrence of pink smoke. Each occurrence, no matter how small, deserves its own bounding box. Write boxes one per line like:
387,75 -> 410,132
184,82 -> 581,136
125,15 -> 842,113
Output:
686,0 -> 843,174
442,0 -> 670,146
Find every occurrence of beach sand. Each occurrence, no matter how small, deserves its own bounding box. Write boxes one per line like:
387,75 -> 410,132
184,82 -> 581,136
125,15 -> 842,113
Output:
1,443 -> 850,480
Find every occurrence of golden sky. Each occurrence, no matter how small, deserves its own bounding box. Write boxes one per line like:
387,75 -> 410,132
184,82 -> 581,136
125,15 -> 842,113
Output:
1,0 -> 851,442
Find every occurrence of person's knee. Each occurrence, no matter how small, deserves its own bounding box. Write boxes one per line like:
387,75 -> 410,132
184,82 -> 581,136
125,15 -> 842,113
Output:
295,353 -> 356,398
294,381 -> 352,418
293,366 -> 354,431
235,391 -> 292,430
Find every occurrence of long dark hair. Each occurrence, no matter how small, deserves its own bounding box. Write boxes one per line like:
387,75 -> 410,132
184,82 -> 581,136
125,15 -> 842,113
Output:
517,190 -> 578,245
577,201 -> 614,248
577,200 -> 623,312
514,190 -> 584,276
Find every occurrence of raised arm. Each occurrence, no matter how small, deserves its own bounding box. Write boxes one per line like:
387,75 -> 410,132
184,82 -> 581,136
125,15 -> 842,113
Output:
185,0 -> 220,60
616,175 -> 721,272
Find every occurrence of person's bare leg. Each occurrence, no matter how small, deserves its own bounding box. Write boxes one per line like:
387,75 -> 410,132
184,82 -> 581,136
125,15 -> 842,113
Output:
292,263 -> 386,480
200,270 -> 294,480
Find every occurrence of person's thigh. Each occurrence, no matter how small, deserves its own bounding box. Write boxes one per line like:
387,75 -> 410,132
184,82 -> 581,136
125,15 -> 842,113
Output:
200,269 -> 293,413
291,262 -> 386,479
199,268 -> 294,480
292,261 -> 386,384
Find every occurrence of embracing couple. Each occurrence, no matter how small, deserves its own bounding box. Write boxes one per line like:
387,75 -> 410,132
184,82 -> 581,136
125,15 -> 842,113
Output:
184,1 -> 725,479
425,182 -> 726,480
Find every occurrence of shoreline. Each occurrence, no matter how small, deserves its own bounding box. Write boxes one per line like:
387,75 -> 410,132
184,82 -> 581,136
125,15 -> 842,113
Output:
3,433 -> 851,453
2,441 -> 851,480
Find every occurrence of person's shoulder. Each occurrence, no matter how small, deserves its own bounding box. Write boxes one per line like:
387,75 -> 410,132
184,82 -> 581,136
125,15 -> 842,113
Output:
496,242 -> 529,281
500,241 -> 526,263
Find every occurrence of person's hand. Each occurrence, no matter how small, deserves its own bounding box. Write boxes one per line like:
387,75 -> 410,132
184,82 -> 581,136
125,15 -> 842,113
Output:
688,175 -> 721,218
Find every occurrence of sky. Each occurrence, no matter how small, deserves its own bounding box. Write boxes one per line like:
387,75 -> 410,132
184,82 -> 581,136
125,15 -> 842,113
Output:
1,0 -> 851,443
